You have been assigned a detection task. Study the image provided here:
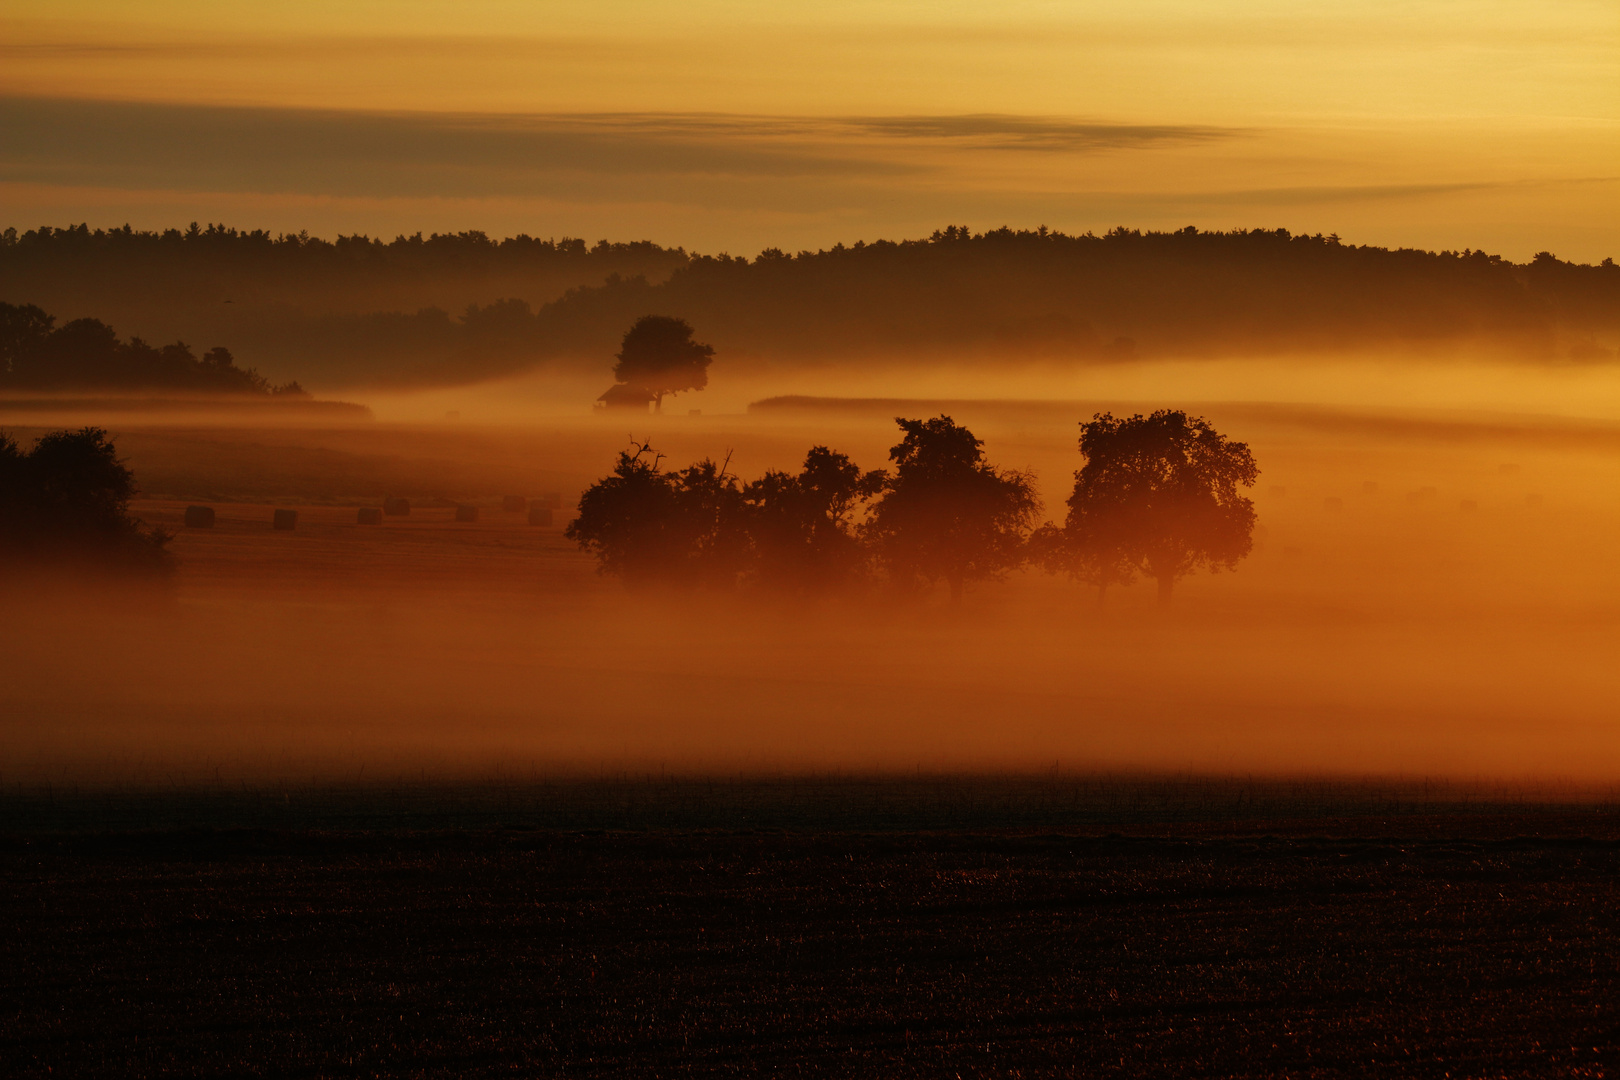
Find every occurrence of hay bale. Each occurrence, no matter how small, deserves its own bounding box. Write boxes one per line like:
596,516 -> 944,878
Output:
1460,499 -> 1478,512
1362,480 -> 1378,494
272,509 -> 298,530
503,495 -> 528,513
1324,496 -> 1342,511
383,497 -> 411,516
1268,485 -> 1286,498
540,492 -> 563,509
528,506 -> 553,526
183,505 -> 215,528
455,504 -> 479,522
357,507 -> 383,525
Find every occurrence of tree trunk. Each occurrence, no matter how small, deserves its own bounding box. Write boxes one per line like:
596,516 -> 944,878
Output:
1157,575 -> 1174,605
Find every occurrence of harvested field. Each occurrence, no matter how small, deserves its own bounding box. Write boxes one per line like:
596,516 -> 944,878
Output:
4,791 -> 1619,1077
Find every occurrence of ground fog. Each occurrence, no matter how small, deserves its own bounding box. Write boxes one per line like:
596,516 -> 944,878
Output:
5,358 -> 1620,786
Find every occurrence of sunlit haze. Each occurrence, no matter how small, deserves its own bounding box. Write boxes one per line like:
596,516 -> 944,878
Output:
3,0 -> 1616,258
11,6 -> 1620,1074
4,1 -> 1620,787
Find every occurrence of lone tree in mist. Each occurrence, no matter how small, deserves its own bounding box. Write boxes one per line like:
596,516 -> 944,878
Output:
610,316 -> 714,412
1049,410 -> 1257,604
864,415 -> 1039,601
0,426 -> 171,574
744,446 -> 886,590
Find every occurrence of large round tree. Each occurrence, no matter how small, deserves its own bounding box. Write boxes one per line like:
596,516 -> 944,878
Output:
864,415 -> 1039,601
1056,410 -> 1258,603
611,316 -> 714,412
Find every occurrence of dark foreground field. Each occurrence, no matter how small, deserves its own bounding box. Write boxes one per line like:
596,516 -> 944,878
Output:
5,780 -> 1620,1078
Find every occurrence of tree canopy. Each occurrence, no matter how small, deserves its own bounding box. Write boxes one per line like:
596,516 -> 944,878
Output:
566,441 -> 884,591
566,418 -> 1044,600
864,416 -> 1040,600
743,446 -> 886,591
0,301 -> 303,394
610,316 -> 715,410
1046,410 -> 1258,603
563,442 -> 747,587
566,411 -> 1262,604
0,426 -> 171,574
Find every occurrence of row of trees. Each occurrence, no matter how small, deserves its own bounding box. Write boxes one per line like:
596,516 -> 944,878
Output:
6,224 -> 1615,388
0,427 -> 171,574
0,302 -> 306,394
0,224 -> 690,387
567,411 -> 1258,602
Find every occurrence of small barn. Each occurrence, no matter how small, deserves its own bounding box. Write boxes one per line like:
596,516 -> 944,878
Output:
596,383 -> 657,412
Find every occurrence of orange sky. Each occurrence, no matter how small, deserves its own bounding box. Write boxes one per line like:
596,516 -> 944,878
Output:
2,1 -> 1616,259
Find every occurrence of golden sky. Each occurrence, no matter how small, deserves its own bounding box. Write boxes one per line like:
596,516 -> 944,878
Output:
2,1 -> 1616,259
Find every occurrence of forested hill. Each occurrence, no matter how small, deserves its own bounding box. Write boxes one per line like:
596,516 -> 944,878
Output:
2,224 -> 1616,388
0,301 -> 305,396
528,227 -> 1619,372
0,224 -> 688,385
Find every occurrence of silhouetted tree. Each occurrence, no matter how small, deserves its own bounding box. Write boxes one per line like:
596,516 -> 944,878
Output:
565,442 -> 674,579
1057,411 -> 1258,604
0,301 -> 53,379
0,302 -> 300,394
611,316 -> 714,411
1029,519 -> 1136,605
0,426 -> 171,574
865,416 -> 1039,600
744,446 -> 885,590
565,441 -> 746,586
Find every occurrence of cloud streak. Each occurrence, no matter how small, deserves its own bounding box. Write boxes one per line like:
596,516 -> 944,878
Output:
0,96 -> 1244,204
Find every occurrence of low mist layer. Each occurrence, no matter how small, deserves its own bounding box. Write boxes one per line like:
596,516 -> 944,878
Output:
5,373 -> 1620,786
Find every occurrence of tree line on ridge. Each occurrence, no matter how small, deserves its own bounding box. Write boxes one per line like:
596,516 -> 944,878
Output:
3,224 -> 1614,388
0,301 -> 305,395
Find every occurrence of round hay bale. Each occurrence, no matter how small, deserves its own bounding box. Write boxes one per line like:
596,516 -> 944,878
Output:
357,507 -> 383,525
383,497 -> 411,516
272,509 -> 298,530
540,492 -> 563,509
502,495 -> 528,513
528,506 -> 553,526
183,505 -> 215,528
455,504 -> 479,522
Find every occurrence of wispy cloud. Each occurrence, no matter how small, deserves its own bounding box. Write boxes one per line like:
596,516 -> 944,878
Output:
544,112 -> 1240,151
843,115 -> 1241,151
0,97 -> 905,196
0,97 -> 1246,205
